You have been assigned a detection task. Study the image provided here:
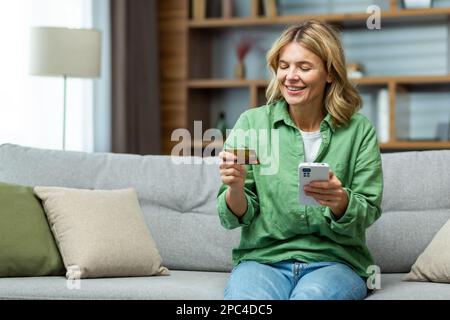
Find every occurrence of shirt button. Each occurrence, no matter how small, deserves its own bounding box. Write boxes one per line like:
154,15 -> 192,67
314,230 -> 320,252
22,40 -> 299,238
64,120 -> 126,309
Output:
300,214 -> 306,219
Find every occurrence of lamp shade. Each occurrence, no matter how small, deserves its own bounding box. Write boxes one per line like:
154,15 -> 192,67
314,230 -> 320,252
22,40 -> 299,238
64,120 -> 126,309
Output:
29,27 -> 101,78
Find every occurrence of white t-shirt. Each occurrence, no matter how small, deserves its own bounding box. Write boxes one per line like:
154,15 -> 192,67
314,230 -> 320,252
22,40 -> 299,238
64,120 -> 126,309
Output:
300,129 -> 322,163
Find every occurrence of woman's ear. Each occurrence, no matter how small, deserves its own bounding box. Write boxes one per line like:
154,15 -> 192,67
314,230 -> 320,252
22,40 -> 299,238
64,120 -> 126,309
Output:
326,73 -> 332,84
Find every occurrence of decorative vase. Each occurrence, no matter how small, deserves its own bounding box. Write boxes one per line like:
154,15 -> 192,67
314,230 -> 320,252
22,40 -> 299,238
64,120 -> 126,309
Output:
234,61 -> 245,79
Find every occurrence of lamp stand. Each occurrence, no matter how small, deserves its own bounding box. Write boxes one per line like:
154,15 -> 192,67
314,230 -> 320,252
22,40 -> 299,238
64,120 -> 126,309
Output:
62,75 -> 67,150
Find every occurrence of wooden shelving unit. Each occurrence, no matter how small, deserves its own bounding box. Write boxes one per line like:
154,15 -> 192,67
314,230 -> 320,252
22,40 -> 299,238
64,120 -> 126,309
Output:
188,7 -> 450,28
158,1 -> 450,155
380,141 -> 450,150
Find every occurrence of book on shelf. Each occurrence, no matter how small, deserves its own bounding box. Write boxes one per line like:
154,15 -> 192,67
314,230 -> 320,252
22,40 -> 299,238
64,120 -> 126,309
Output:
377,88 -> 389,144
395,89 -> 411,141
222,0 -> 234,18
192,0 -> 206,20
263,0 -> 278,17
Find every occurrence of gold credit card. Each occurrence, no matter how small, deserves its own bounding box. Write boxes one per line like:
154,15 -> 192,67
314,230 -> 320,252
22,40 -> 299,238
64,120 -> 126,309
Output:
224,148 -> 259,165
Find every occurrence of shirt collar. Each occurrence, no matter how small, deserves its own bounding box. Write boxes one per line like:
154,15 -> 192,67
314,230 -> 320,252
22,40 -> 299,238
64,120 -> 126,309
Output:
322,113 -> 336,133
271,99 -> 336,132
271,100 -> 293,128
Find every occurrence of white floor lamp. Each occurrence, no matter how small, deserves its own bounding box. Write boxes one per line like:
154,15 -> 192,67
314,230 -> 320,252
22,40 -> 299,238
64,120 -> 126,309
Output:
29,27 -> 101,150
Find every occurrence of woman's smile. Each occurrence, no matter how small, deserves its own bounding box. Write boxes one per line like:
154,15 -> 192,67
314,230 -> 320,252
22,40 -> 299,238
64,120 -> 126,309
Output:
285,85 -> 307,95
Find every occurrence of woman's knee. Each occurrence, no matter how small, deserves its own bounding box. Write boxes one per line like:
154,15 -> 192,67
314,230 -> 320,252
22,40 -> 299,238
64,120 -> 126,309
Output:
224,261 -> 290,300
290,263 -> 367,300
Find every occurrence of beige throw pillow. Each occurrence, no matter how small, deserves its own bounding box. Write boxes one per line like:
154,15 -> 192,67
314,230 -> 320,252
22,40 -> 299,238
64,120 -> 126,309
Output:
403,218 -> 450,283
34,186 -> 169,279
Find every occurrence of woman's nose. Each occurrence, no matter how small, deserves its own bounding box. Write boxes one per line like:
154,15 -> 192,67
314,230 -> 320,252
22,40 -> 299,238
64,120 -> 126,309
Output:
286,68 -> 299,81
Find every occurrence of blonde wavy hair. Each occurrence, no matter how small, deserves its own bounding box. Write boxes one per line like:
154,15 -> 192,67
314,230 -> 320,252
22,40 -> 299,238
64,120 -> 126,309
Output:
266,20 -> 362,127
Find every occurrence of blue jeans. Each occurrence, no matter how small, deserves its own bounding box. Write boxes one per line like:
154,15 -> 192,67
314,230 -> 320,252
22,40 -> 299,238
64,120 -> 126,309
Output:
224,260 -> 367,300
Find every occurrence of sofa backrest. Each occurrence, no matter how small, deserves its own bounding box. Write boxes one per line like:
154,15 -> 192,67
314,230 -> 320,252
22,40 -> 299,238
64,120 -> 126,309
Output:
0,144 -> 239,272
381,150 -> 450,212
368,150 -> 450,272
1,144 -> 449,273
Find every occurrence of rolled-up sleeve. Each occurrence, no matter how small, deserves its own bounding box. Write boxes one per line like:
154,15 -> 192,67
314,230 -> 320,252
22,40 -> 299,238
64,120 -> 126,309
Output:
326,124 -> 383,238
216,113 -> 260,229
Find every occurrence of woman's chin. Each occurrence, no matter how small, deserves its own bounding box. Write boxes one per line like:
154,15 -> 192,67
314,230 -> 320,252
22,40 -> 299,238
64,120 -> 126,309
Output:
284,97 -> 305,106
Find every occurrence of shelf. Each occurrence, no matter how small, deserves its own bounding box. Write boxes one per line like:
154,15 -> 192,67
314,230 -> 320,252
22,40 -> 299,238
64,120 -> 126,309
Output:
380,141 -> 450,150
187,79 -> 268,88
188,8 -> 450,28
187,75 -> 450,89
389,75 -> 450,84
353,75 -> 450,85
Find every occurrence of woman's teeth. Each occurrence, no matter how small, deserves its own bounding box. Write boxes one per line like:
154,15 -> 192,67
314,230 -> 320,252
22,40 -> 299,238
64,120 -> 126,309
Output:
287,86 -> 306,91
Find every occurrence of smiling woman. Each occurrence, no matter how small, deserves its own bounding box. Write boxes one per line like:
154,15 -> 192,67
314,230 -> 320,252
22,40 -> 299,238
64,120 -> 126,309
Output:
0,0 -> 95,151
217,19 -> 383,301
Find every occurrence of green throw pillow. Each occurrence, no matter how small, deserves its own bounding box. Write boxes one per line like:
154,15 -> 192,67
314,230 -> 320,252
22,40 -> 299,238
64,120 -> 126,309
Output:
0,182 -> 64,277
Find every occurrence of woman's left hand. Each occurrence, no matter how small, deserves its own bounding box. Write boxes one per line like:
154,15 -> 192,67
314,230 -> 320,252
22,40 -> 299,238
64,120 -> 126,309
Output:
303,171 -> 349,219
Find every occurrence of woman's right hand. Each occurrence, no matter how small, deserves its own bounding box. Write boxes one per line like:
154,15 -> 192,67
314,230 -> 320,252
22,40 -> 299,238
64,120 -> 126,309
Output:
219,151 -> 247,191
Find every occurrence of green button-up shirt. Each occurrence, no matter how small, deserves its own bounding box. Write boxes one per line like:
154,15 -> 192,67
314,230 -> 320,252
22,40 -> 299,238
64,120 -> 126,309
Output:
216,100 -> 383,278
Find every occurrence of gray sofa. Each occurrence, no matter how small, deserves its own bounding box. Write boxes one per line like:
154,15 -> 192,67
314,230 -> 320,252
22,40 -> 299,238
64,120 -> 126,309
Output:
0,143 -> 449,300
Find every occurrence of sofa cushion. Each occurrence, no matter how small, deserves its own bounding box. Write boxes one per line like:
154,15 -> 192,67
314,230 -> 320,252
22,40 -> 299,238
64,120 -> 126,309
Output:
403,218 -> 450,283
0,181 -> 64,277
366,274 -> 450,300
1,272 -> 449,300
34,186 -> 169,278
0,271 -> 228,300
366,209 -> 450,273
